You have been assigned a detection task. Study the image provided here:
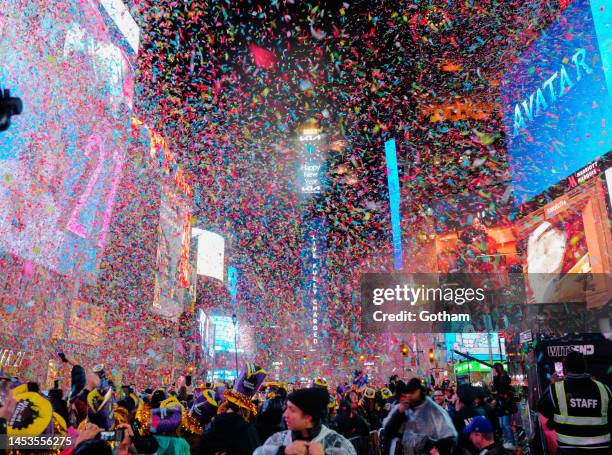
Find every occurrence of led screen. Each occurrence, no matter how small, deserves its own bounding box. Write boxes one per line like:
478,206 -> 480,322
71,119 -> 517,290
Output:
446,333 -> 506,360
210,315 -> 254,354
501,0 -> 612,204
0,0 -> 135,281
152,183 -> 191,318
198,309 -> 215,358
193,229 -> 225,281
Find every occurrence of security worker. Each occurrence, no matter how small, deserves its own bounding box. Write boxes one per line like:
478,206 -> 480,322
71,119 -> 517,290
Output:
538,351 -> 611,454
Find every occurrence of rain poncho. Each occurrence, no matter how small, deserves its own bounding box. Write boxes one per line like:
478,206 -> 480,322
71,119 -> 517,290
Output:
382,397 -> 458,455
153,435 -> 191,455
254,424 -> 357,455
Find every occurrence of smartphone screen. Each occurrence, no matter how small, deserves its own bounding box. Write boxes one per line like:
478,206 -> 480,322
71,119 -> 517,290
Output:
99,431 -> 116,441
131,420 -> 141,434
554,361 -> 564,378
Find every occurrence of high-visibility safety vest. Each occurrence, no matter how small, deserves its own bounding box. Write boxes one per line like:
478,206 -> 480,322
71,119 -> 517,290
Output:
552,379 -> 610,449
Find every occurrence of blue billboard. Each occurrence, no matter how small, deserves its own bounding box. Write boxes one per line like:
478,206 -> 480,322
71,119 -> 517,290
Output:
501,0 -> 612,204
0,0 -> 137,281
210,315 -> 238,353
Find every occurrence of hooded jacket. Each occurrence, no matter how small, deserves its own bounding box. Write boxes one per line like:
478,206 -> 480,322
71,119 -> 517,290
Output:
382,398 -> 457,454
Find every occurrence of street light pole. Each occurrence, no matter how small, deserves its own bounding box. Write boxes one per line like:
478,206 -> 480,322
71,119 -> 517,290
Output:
231,314 -> 238,380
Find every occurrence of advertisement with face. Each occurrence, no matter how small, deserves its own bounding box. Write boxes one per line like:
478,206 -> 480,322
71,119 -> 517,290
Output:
519,199 -> 590,303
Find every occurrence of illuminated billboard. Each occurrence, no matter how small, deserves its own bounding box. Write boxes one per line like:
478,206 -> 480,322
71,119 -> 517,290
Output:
98,0 -> 140,55
209,315 -> 254,355
127,123 -> 195,320
198,309 -> 215,358
514,153 -> 612,307
0,0 -> 137,282
211,316 -> 237,353
297,121 -> 327,198
501,0 -> 612,204
446,333 -> 506,361
193,229 -> 225,281
153,187 -> 191,318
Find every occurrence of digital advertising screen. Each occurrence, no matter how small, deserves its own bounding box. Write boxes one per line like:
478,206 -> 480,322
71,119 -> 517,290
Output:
123,119 -> 194,319
0,0 -> 136,282
210,315 -> 237,353
193,229 -> 225,281
152,184 -> 192,318
209,315 -> 254,355
446,333 -> 506,361
501,0 -> 612,204
519,197 -> 590,303
514,151 -> 612,307
297,127 -> 327,198
197,309 -> 215,359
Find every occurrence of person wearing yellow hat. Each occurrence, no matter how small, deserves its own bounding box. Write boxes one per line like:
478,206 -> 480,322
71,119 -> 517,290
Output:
0,383 -> 68,454
359,386 -> 381,430
313,378 -> 328,389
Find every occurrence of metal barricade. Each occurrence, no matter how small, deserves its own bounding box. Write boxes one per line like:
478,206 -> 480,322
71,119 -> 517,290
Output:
348,431 -> 382,455
348,435 -> 369,455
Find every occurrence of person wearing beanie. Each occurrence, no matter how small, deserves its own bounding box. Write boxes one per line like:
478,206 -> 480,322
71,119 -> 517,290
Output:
538,351 -> 612,454
254,387 -> 357,455
382,378 -> 457,454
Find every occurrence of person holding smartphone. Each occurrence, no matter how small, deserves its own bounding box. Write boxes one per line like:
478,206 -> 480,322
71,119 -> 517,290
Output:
66,422 -> 134,455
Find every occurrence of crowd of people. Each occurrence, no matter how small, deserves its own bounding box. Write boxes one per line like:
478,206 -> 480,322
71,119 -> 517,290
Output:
0,352 -> 609,455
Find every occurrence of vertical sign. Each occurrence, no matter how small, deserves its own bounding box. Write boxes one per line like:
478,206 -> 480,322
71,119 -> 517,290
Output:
384,139 -> 403,270
297,126 -> 328,350
299,133 -> 326,197
227,266 -> 238,306
302,217 -> 327,348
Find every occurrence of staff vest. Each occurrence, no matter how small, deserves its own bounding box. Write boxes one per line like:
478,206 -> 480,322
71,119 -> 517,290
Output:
552,379 -> 610,449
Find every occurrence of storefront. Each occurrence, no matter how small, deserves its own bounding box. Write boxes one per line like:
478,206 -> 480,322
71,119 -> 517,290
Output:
454,360 -> 508,385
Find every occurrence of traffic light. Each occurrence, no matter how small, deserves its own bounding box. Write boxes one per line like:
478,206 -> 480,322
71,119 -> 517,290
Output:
428,348 -> 435,364
359,354 -> 365,361
400,344 -> 409,357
